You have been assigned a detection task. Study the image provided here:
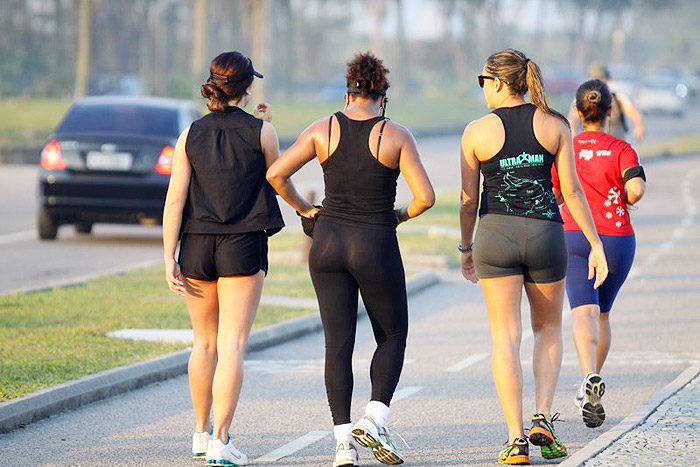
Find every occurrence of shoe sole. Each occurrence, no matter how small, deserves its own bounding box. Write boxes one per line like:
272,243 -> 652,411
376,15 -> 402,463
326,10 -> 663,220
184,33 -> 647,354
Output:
529,428 -> 567,460
498,454 -> 531,465
352,427 -> 404,465
582,376 -> 606,428
333,461 -> 357,467
205,460 -> 246,466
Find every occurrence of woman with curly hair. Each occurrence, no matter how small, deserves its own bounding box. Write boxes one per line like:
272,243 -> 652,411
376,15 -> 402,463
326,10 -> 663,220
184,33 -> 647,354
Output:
267,52 -> 434,466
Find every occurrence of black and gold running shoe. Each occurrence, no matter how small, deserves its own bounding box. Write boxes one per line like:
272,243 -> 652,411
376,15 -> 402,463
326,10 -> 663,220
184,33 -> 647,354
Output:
497,437 -> 530,465
529,413 -> 568,460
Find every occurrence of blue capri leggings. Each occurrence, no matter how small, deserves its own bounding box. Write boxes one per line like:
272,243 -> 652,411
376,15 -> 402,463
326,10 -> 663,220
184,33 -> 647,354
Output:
565,231 -> 636,313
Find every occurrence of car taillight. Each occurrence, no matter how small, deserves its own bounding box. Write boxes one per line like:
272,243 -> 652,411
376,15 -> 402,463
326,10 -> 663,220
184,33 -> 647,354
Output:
40,140 -> 66,170
155,145 -> 175,175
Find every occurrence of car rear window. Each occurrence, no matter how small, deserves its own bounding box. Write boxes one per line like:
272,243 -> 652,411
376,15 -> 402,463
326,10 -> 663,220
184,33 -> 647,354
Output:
57,104 -> 179,137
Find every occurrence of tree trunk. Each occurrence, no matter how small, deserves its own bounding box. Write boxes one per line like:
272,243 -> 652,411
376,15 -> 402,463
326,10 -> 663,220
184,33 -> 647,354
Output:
74,0 -> 92,98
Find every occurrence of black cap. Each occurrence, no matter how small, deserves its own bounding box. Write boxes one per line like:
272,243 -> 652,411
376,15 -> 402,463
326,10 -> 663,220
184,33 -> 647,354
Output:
211,58 -> 263,83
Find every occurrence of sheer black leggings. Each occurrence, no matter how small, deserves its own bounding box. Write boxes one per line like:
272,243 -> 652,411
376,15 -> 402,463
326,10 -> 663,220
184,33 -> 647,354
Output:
309,217 -> 408,425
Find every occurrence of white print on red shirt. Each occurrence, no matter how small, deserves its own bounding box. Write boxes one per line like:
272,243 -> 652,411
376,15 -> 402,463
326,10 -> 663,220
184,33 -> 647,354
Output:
579,149 -> 594,161
607,187 -> 622,205
596,150 -> 612,157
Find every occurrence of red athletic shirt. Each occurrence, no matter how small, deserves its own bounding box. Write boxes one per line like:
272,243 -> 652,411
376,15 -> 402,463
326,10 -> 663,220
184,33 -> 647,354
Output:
552,131 -> 640,236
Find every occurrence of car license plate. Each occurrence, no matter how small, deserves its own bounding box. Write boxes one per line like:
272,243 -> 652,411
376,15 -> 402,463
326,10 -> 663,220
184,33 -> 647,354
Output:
86,151 -> 133,171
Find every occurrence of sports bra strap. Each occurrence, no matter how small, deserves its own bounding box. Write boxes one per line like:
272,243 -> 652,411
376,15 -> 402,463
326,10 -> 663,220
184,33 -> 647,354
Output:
376,118 -> 389,160
327,115 -> 333,157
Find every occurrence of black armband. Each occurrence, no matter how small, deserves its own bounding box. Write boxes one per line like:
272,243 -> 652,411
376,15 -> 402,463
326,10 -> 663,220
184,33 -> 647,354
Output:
623,166 -> 646,183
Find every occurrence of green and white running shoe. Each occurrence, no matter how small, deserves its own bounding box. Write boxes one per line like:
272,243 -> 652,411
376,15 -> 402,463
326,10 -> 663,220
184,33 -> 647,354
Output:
352,414 -> 404,465
529,413 -> 568,460
192,431 -> 211,459
575,372 -> 606,428
333,440 -> 359,467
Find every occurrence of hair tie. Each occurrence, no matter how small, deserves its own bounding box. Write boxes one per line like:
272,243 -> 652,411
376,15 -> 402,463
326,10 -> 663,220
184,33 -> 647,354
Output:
524,58 -> 530,67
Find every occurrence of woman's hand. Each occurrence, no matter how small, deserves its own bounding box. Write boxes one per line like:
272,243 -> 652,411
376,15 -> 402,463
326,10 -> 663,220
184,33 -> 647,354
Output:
165,258 -> 186,296
300,206 -> 320,219
588,244 -> 609,289
254,102 -> 273,122
461,251 -> 478,283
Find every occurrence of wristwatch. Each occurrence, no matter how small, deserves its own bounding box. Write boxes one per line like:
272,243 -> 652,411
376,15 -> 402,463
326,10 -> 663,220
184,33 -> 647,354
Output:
457,242 -> 473,253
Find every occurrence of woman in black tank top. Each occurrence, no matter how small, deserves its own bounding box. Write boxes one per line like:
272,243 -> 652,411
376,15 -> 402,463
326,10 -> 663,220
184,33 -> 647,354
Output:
458,49 -> 609,465
162,51 -> 292,465
267,53 -> 434,466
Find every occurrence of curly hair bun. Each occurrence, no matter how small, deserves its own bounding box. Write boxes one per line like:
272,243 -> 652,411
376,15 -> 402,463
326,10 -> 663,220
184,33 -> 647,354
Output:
346,52 -> 390,98
587,90 -> 601,103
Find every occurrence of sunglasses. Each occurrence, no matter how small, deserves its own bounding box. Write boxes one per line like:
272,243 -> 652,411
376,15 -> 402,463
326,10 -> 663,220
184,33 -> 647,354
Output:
478,75 -> 497,88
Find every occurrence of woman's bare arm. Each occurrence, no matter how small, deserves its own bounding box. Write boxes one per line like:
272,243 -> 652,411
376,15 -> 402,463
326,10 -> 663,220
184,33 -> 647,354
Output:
555,122 -> 608,288
266,122 -> 320,217
459,122 -> 480,283
395,126 -> 435,222
162,127 -> 191,295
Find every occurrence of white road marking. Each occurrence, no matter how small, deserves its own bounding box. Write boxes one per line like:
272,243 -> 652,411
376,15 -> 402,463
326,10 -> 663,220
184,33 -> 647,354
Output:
0,229 -> 36,244
445,353 -> 489,372
256,430 -> 331,462
391,385 -> 423,402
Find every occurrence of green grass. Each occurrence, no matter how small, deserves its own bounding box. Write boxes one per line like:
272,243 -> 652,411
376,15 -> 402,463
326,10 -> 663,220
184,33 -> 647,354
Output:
397,189 -> 461,263
0,98 -> 71,145
636,133 -> 700,158
0,263 -> 314,401
0,94 -> 487,147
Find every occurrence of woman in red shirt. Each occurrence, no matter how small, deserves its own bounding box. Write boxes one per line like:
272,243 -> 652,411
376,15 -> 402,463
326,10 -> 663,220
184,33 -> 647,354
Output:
554,79 -> 646,429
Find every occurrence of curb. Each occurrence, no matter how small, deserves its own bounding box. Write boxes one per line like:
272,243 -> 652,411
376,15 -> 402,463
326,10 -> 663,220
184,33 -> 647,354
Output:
560,362 -> 700,466
0,270 -> 440,435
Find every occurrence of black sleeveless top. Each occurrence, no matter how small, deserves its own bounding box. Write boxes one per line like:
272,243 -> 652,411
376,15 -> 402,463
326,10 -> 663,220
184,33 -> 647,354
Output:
320,112 -> 400,229
479,104 -> 562,223
182,107 -> 284,235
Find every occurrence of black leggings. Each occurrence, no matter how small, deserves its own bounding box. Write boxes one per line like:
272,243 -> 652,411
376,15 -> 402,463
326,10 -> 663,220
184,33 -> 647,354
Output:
309,217 -> 408,425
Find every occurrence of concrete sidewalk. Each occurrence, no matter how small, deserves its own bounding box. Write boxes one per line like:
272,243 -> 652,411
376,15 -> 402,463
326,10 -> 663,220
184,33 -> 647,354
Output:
562,363 -> 700,466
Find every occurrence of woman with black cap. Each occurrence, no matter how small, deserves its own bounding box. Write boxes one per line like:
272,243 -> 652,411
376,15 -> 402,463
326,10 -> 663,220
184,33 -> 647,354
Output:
163,51 -> 287,466
267,52 -> 434,466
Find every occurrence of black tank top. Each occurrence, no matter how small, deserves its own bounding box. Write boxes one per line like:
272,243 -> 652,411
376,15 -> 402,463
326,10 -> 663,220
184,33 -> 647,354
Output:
479,104 -> 562,223
320,112 -> 399,229
182,106 -> 284,235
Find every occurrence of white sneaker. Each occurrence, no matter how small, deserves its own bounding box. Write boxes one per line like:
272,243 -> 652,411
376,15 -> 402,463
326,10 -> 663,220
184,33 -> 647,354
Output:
192,431 -> 211,459
205,436 -> 248,466
352,415 -> 404,465
575,372 -> 606,428
333,440 -> 359,467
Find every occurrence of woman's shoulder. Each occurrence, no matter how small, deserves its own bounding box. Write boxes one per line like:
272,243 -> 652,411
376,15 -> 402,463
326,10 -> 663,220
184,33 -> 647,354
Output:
462,113 -> 502,139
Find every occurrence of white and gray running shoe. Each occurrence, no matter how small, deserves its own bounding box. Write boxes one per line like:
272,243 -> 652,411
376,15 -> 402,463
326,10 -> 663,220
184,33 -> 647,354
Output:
333,440 -> 359,467
575,372 -> 606,428
352,415 -> 404,465
205,436 -> 248,466
192,431 -> 211,459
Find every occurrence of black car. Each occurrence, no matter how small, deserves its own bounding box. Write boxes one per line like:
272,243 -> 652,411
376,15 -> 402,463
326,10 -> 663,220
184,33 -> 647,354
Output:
38,96 -> 200,240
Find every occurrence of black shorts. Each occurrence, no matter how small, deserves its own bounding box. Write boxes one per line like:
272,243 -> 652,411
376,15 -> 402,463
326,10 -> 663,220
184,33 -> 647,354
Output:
179,231 -> 268,281
473,214 -> 567,283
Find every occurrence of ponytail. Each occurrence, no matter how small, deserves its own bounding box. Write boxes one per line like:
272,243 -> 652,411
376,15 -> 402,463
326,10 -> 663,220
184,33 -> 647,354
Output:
485,48 -> 569,128
525,59 -> 570,128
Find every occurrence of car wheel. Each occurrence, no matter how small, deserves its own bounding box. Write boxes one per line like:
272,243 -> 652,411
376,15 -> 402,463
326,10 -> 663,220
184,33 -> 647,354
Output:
75,223 -> 93,235
38,209 -> 59,240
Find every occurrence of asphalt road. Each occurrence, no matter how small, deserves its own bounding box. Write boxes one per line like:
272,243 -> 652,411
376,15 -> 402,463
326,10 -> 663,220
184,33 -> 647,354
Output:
0,135 -> 698,465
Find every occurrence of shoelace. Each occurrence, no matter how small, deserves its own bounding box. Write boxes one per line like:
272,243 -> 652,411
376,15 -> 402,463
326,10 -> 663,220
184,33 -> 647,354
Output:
385,420 -> 410,449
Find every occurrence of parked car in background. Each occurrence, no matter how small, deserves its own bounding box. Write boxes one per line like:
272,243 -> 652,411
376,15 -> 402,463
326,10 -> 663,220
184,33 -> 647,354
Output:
37,96 -> 200,240
636,74 -> 687,117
